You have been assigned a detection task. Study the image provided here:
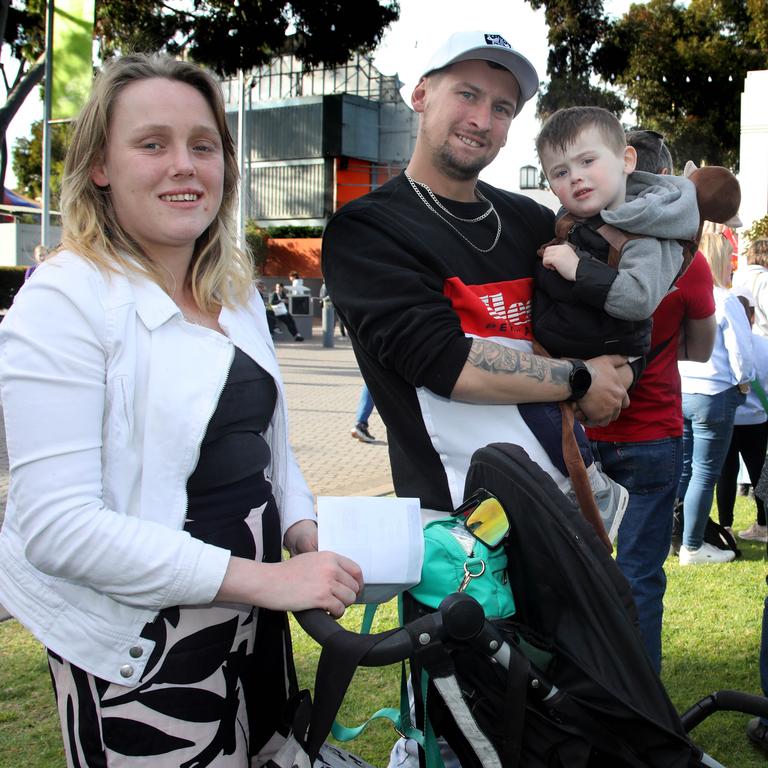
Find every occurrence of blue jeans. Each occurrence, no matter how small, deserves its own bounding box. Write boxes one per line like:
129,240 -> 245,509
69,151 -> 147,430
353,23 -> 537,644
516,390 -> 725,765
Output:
519,402 -> 594,476
592,437 -> 682,673
678,387 -> 746,549
355,384 -> 374,427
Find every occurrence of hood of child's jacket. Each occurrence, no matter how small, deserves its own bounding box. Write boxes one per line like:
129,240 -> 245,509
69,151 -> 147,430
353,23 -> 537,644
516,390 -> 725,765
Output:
600,170 -> 699,241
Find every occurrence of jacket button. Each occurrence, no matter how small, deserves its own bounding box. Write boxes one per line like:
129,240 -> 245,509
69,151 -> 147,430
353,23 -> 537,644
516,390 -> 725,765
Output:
119,664 -> 134,679
129,646 -> 143,658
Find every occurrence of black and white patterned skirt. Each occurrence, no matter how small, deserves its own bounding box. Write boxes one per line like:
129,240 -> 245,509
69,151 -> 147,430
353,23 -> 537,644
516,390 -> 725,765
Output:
48,492 -> 296,767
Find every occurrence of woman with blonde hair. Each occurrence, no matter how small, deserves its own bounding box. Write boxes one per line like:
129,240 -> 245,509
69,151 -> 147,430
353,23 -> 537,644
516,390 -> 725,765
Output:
0,53 -> 362,766
676,232 -> 755,565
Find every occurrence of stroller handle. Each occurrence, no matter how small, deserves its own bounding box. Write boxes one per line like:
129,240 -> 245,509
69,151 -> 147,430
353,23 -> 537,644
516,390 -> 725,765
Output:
680,689 -> 768,732
295,592 -> 495,667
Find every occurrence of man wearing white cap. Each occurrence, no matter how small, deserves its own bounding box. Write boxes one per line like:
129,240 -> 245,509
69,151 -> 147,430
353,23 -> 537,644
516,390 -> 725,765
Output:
322,30 -> 633,768
323,30 -> 631,518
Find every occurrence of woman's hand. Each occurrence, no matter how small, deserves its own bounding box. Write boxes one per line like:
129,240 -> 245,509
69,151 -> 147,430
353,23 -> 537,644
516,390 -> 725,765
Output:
216,552 -> 364,618
268,552 -> 363,617
283,519 -> 318,555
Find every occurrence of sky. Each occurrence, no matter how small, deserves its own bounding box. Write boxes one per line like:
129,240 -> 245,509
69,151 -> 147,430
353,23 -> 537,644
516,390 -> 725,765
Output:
3,0 -> 636,191
371,0 -> 636,190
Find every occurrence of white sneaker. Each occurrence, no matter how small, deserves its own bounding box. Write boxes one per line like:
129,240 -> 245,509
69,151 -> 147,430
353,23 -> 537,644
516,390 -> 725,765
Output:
566,467 -> 629,543
351,424 -> 376,443
679,542 -> 736,566
737,522 -> 768,542
594,472 -> 629,543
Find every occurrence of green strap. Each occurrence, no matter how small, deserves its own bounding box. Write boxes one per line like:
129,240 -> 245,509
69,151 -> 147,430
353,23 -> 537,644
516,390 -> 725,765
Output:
421,668 -> 445,768
330,706 -> 404,741
752,378 -> 768,415
361,602 -> 378,635
331,595 -> 426,747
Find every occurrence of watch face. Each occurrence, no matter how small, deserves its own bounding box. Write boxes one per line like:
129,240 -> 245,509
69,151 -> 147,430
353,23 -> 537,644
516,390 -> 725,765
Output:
570,362 -> 592,400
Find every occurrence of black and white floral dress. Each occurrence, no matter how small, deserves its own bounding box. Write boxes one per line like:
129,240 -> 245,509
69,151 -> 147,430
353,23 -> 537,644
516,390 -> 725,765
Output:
48,347 -> 297,767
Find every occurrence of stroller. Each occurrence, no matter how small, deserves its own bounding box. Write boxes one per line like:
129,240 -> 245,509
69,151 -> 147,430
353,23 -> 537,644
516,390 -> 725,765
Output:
285,443 -> 768,768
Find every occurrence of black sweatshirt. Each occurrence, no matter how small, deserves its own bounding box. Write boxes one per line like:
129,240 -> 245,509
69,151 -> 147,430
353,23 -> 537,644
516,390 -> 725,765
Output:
322,173 -> 555,513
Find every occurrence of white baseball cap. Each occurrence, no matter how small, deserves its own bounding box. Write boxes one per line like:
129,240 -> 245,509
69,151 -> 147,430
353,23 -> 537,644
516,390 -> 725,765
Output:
420,31 -> 539,116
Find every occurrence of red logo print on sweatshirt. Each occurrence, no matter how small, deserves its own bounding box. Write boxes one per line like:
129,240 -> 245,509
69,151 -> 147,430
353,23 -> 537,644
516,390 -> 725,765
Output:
444,277 -> 534,340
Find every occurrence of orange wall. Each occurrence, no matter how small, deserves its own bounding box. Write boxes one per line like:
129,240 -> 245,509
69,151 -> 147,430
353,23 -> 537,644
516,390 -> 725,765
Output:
336,159 -> 374,208
263,238 -> 322,278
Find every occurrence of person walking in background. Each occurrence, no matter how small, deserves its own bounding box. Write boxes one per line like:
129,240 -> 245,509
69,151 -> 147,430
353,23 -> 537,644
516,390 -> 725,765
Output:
588,130 -> 716,671
351,383 -> 377,443
733,238 -> 768,336
677,232 -> 755,565
716,286 -> 768,542
270,280 -> 304,341
0,53 -> 361,767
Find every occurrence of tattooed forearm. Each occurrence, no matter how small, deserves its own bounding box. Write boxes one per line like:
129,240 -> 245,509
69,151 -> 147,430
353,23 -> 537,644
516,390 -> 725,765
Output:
467,339 -> 570,386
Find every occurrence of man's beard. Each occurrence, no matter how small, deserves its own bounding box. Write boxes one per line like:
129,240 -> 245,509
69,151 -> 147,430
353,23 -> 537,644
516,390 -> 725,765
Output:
433,142 -> 491,182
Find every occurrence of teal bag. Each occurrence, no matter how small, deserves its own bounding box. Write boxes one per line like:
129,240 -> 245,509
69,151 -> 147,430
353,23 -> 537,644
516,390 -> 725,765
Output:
408,517 -> 515,619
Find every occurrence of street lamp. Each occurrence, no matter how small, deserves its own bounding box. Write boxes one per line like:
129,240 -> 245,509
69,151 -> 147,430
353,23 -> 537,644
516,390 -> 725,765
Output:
236,72 -> 257,250
519,165 -> 539,190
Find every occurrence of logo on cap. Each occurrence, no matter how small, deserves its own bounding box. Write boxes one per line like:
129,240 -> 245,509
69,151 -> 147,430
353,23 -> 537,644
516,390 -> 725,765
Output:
484,34 -> 512,49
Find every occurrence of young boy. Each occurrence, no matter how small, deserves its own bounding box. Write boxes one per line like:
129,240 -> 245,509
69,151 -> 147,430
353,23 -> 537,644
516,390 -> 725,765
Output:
520,106 -> 700,543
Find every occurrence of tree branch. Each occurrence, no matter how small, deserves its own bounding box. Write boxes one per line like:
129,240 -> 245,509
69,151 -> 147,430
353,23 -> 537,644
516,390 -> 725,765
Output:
0,53 -> 44,136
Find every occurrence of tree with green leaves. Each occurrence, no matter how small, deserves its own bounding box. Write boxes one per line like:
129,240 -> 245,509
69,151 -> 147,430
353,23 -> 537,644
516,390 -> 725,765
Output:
1,0 -> 399,192
11,118 -> 68,207
593,0 -> 768,170
524,0 -> 625,120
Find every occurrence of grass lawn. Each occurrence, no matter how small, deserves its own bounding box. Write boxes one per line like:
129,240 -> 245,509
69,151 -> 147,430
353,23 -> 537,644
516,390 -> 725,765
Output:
1,496 -> 766,767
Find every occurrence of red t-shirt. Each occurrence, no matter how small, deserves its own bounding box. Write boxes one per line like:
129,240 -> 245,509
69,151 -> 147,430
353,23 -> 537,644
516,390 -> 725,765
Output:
587,251 -> 715,443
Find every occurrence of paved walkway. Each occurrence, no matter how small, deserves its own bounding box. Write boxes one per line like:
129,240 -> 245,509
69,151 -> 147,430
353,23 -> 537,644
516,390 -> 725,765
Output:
0,325 -> 392,622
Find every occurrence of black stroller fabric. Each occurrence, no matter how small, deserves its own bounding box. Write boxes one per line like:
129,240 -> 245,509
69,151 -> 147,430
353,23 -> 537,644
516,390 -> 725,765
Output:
413,442 -> 702,768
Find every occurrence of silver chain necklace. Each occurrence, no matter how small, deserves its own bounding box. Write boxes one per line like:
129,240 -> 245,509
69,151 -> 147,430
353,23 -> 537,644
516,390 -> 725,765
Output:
404,172 -> 502,253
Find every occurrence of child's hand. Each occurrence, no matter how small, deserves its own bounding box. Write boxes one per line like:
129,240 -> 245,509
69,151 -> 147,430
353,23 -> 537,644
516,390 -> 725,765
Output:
542,243 -> 579,281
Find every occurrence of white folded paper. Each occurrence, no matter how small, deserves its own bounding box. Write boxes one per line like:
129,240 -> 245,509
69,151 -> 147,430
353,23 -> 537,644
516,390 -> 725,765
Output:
317,496 -> 424,604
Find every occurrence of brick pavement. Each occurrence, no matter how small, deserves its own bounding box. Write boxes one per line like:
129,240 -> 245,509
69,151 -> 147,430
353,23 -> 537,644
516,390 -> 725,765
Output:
0,326 -> 393,622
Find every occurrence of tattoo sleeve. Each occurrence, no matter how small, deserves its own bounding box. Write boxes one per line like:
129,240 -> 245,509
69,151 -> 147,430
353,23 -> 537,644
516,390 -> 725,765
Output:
466,338 -> 570,386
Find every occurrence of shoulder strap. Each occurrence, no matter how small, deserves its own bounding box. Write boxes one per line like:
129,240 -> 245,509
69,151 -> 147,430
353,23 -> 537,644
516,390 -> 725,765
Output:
595,223 -> 640,269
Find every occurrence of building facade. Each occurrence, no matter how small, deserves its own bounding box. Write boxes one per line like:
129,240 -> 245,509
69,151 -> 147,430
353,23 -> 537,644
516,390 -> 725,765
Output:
222,52 -> 418,228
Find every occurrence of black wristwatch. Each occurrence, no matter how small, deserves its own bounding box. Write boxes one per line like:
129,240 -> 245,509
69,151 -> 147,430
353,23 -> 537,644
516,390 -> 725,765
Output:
567,360 -> 592,402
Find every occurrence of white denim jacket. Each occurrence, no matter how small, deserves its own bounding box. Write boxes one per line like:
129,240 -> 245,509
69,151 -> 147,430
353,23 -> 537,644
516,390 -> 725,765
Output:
0,251 -> 314,685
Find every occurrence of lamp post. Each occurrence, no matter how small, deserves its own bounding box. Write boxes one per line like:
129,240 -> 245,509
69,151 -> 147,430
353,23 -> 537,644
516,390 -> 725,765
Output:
236,70 -> 246,250
519,165 -> 539,190
236,73 -> 257,252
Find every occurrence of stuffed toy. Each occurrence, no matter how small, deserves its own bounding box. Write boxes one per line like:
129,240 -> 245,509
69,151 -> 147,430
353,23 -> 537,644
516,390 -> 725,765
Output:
683,160 -> 742,243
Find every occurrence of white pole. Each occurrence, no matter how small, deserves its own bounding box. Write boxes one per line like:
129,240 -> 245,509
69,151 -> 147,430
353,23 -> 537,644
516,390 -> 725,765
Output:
41,0 -> 54,248
236,69 -> 246,250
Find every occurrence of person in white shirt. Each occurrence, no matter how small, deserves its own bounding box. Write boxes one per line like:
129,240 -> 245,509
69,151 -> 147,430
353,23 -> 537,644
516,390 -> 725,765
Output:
0,53 -> 361,767
733,238 -> 768,336
716,287 -> 768,542
677,232 -> 755,565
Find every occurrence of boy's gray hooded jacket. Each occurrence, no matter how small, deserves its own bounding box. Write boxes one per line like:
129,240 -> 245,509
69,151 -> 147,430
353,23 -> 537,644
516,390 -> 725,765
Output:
533,170 -> 700,359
